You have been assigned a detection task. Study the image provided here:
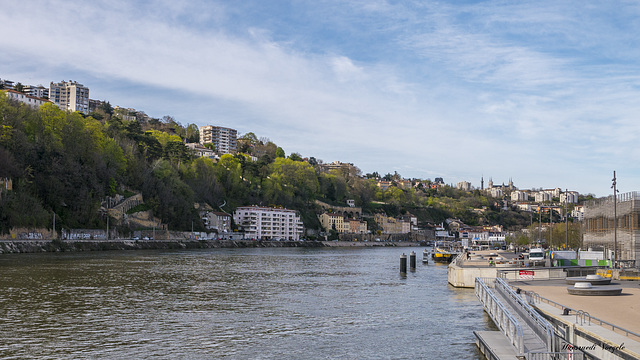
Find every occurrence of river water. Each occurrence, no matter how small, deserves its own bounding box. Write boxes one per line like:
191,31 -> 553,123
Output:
0,247 -> 495,359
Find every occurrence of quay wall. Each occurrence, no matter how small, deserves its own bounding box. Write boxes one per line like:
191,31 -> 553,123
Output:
0,239 -> 326,254
448,264 -> 497,288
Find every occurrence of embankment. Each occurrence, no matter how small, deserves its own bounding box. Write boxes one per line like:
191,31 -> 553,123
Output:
0,239 -> 326,254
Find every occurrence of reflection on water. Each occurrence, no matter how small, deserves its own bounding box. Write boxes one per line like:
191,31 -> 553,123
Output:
0,247 -> 494,359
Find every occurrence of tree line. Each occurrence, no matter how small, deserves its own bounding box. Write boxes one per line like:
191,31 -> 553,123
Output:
0,93 -> 546,236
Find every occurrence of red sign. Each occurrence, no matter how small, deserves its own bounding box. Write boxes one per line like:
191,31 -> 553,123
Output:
519,270 -> 534,280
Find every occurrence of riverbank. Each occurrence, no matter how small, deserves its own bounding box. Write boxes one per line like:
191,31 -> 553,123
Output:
0,239 -> 425,254
0,239 -> 325,254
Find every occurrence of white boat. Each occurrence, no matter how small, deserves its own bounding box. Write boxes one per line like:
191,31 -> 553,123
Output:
422,249 -> 430,263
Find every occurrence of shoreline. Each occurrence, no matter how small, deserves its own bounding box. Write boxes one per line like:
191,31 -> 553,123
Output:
0,239 -> 425,254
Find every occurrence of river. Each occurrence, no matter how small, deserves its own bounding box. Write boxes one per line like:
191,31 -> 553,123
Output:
0,247 -> 495,359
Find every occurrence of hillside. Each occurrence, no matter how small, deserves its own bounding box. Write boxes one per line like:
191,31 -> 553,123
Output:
0,93 -> 532,236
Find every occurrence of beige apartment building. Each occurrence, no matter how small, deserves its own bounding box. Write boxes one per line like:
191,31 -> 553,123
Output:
374,213 -> 410,234
49,80 -> 89,114
318,213 -> 349,233
199,125 -> 237,154
349,219 -> 368,234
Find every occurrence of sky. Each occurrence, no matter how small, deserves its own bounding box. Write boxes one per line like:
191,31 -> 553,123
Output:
1,0 -> 639,197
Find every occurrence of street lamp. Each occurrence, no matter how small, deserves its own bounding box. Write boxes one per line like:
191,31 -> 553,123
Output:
612,171 -> 619,268
565,189 -> 569,250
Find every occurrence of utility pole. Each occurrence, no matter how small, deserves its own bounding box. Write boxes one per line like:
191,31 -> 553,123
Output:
565,189 -> 569,249
530,212 -> 533,244
550,206 -> 553,248
538,206 -> 542,245
612,171 -> 618,269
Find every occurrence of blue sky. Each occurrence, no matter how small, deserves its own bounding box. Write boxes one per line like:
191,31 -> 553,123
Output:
1,0 -> 639,197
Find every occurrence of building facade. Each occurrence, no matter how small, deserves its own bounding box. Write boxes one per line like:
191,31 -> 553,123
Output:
584,192 -> 640,269
2,90 -> 50,109
374,213 -> 410,234
199,125 -> 237,154
22,85 -> 49,99
318,213 -> 350,233
201,211 -> 232,236
511,190 -> 529,202
234,206 -> 303,240
560,191 -> 579,204
49,80 -> 89,114
456,181 -> 471,191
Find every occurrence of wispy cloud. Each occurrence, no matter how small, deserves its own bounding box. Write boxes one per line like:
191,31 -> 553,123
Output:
2,1 -> 640,195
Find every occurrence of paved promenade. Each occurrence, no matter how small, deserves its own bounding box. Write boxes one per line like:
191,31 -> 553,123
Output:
511,279 -> 640,333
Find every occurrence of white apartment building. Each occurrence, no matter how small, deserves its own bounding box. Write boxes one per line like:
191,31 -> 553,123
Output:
199,125 -> 237,154
534,191 -> 552,202
571,205 -> 585,221
490,188 -> 503,198
560,191 -> 579,204
49,80 -> 89,114
22,85 -> 49,99
3,90 -> 50,109
234,206 -> 304,240
511,190 -> 529,202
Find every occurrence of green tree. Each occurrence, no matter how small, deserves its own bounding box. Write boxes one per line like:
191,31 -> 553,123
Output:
275,147 -> 285,158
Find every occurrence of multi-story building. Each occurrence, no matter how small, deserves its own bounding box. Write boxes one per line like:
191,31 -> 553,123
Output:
0,79 -> 14,89
377,181 -> 392,191
49,80 -> 90,114
2,89 -> 50,109
572,205 -> 585,221
113,106 -> 137,121
511,190 -> 529,202
199,125 -> 237,154
22,84 -> 49,99
186,143 -> 219,160
318,213 -> 350,233
534,191 -> 552,203
349,219 -> 368,234
200,211 -> 232,236
560,191 -> 579,204
234,206 -> 303,240
456,181 -> 471,191
584,192 -> 640,269
490,187 -> 503,198
374,213 -> 410,234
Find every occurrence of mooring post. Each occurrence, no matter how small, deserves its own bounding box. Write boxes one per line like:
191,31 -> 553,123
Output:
400,253 -> 407,274
409,251 -> 416,271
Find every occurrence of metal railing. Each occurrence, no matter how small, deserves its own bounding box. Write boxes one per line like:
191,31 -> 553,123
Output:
526,351 -> 585,360
495,277 -> 556,352
475,277 -> 525,356
451,252 -> 465,266
523,289 -> 640,342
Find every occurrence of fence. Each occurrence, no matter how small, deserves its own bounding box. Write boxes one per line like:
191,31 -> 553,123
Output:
475,277 -> 525,356
495,277 -> 556,352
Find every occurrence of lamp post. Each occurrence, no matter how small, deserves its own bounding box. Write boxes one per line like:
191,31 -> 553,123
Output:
565,189 -> 569,250
612,171 -> 618,268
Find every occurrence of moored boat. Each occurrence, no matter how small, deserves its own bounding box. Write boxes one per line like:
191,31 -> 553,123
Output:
432,246 -> 455,263
422,249 -> 430,263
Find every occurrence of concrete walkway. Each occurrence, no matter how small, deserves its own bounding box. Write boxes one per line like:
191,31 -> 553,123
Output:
511,279 -> 640,333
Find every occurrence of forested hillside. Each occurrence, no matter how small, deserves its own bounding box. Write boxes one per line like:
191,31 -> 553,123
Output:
0,93 -> 532,235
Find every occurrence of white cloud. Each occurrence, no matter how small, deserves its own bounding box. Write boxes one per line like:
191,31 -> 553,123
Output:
2,1 -> 640,196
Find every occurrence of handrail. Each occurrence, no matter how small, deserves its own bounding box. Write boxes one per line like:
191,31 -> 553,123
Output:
451,252 -> 464,266
495,278 -> 555,352
475,277 -> 525,355
521,289 -> 640,342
